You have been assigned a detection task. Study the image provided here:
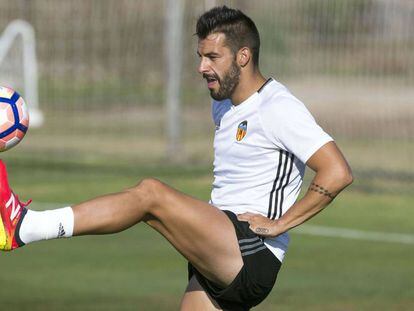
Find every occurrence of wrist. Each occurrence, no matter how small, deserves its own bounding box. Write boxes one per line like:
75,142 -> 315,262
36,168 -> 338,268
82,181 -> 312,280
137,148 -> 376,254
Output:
271,219 -> 287,237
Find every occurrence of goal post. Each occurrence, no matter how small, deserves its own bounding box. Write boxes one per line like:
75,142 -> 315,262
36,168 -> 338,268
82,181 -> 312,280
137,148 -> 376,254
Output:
0,19 -> 43,127
165,0 -> 184,160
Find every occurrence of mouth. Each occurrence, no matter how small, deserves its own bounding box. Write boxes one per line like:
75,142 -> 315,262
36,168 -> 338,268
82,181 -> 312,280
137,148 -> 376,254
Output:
204,75 -> 219,89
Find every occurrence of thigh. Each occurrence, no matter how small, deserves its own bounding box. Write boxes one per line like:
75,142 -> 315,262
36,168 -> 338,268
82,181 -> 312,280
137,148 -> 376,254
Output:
144,180 -> 243,287
180,276 -> 222,311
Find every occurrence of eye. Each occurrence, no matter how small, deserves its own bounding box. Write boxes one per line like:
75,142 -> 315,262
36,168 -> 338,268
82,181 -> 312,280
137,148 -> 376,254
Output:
210,54 -> 221,61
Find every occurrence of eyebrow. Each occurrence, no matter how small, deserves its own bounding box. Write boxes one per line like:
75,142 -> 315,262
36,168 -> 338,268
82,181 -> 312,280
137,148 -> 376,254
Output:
197,51 -> 220,57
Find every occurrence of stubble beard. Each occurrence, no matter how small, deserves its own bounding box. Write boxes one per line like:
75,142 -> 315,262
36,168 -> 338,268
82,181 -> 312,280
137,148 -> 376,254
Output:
210,60 -> 241,101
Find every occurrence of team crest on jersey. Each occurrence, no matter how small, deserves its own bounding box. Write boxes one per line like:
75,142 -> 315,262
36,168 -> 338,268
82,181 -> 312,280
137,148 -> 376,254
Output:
236,120 -> 248,141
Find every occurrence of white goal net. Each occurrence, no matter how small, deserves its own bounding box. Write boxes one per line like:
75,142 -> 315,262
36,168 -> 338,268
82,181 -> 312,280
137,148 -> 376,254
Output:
0,19 -> 43,127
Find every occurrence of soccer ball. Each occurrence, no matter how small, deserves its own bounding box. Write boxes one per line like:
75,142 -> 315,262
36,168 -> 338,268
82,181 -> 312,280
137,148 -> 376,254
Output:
0,86 -> 29,152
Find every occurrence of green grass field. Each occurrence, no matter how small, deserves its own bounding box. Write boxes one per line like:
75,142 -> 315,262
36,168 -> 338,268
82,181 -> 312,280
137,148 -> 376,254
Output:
1,160 -> 413,310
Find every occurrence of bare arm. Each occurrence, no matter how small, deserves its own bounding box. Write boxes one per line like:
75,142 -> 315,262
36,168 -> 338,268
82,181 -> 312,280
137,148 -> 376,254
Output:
238,141 -> 353,237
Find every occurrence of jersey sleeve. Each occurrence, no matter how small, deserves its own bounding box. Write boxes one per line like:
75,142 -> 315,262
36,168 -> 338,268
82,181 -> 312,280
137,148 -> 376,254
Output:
259,94 -> 333,164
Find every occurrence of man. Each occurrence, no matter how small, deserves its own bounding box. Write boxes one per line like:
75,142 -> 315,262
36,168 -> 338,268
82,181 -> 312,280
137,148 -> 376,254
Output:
0,6 -> 353,311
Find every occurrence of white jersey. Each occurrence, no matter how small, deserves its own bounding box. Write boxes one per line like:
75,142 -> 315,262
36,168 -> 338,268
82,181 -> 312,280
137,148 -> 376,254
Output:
210,78 -> 333,262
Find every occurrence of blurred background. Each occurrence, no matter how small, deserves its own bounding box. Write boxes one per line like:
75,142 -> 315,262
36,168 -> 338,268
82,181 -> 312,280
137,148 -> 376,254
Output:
0,1 -> 413,310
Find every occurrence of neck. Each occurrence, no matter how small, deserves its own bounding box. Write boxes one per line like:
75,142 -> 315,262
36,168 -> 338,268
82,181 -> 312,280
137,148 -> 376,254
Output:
231,69 -> 266,106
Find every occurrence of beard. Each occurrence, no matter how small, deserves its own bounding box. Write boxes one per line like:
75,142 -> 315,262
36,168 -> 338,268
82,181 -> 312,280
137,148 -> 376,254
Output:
210,60 -> 241,101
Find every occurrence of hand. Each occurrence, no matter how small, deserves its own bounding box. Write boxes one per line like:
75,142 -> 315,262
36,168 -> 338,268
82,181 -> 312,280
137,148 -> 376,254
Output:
237,212 -> 281,238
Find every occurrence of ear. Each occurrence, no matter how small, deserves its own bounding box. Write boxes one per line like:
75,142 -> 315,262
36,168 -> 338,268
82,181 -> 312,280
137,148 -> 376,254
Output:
237,47 -> 251,67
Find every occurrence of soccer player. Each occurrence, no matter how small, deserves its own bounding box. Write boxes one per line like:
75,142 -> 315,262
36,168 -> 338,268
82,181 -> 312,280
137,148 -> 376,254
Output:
0,6 -> 353,311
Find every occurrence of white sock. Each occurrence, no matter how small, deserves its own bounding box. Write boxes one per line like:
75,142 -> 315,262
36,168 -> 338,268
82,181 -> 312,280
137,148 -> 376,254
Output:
18,207 -> 74,245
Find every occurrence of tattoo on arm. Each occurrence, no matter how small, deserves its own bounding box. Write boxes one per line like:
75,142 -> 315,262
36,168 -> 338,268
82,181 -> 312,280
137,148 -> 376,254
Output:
309,183 -> 335,199
255,227 -> 269,234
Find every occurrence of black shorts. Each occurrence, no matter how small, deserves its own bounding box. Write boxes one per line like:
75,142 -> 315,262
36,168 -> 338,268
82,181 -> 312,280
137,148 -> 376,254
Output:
188,210 -> 282,311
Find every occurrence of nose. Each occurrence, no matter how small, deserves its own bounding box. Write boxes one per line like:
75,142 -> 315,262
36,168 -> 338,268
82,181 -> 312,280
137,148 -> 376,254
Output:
198,57 -> 209,75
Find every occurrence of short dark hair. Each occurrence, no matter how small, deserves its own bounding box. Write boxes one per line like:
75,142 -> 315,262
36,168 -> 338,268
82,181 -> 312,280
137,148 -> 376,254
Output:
196,6 -> 261,66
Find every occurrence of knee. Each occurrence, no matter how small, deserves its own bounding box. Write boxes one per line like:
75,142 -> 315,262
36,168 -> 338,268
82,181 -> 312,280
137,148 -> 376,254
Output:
130,178 -> 165,207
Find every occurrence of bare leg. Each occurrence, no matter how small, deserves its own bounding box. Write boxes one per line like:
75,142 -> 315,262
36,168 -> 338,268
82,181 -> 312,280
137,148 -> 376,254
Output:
73,178 -> 243,287
180,276 -> 222,311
